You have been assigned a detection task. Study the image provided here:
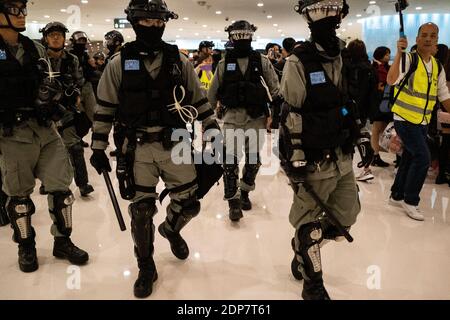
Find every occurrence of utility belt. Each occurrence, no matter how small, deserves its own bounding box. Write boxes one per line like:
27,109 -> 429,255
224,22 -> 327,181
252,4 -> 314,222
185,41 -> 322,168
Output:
222,103 -> 269,119
116,127 -> 183,200
0,110 -> 52,137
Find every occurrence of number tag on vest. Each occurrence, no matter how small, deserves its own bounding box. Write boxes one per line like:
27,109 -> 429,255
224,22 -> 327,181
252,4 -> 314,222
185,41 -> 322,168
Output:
124,59 -> 140,71
227,63 -> 237,71
310,71 -> 326,85
0,49 -> 7,60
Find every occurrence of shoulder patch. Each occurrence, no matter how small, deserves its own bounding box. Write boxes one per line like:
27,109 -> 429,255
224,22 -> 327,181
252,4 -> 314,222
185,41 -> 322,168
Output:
310,71 -> 326,85
0,49 -> 6,60
226,63 -> 237,71
124,59 -> 140,71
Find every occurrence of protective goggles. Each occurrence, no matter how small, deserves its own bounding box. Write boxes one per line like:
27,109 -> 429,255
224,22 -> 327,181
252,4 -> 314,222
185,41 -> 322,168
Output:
3,5 -> 27,17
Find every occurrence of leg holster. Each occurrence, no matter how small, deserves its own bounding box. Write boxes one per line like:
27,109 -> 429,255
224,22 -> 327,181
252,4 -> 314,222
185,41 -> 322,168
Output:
6,197 -> 36,245
166,197 -> 201,234
49,191 -> 75,237
129,199 -> 157,260
223,157 -> 240,200
68,143 -> 89,187
242,153 -> 262,191
294,221 -> 324,282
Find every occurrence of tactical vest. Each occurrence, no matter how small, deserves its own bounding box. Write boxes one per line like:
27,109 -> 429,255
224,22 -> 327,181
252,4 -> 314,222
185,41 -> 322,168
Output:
291,42 -> 355,160
218,50 -> 269,118
0,34 -> 40,121
52,52 -> 80,109
117,42 -> 191,129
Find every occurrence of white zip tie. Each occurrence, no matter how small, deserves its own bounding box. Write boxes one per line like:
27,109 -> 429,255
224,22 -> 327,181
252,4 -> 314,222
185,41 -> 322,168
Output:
167,85 -> 199,125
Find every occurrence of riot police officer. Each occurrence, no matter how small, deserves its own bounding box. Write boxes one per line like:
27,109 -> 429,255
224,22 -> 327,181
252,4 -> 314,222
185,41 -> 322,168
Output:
39,21 -> 94,197
89,0 -> 219,298
279,0 -> 373,299
69,31 -> 96,123
104,30 -> 124,63
208,20 -> 281,222
0,0 -> 88,273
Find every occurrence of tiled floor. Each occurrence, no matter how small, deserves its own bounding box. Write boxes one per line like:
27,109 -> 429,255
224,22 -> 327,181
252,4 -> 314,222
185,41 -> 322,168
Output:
0,136 -> 449,300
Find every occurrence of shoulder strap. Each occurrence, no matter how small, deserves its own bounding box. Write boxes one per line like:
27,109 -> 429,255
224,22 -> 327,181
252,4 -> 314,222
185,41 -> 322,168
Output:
391,52 -> 419,105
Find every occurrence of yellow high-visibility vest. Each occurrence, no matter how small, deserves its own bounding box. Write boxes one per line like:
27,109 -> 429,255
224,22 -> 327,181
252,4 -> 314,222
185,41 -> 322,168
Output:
392,53 -> 439,124
199,70 -> 213,91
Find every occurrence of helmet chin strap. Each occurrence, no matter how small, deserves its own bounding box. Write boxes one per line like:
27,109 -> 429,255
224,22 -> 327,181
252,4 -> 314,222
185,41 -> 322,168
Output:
48,46 -> 64,52
0,13 -> 26,32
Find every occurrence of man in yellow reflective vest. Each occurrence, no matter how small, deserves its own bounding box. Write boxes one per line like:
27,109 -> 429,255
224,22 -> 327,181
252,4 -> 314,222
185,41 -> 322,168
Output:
387,22 -> 450,221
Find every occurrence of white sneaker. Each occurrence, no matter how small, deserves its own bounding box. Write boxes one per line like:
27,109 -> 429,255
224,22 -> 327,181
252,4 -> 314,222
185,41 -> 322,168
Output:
388,197 -> 403,207
401,202 -> 425,221
356,169 -> 374,182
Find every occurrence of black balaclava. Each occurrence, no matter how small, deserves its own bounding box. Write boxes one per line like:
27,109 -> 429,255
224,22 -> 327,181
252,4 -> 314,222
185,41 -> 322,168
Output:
309,16 -> 341,57
133,24 -> 165,53
72,43 -> 86,56
233,40 -> 252,58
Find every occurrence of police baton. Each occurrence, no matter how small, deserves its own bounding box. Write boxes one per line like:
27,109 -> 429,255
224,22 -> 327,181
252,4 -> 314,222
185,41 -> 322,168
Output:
102,169 -> 127,232
302,182 -> 354,243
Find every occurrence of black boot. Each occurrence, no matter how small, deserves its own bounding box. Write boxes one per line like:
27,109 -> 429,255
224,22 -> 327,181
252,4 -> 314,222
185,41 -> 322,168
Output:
79,184 -> 94,197
371,154 -> 390,167
228,199 -> 243,222
18,243 -> 38,273
290,238 -> 303,281
134,258 -> 158,298
295,222 -> 330,300
241,191 -> 252,211
158,223 -> 189,260
302,279 -> 330,300
39,185 -> 48,195
53,237 -> 89,265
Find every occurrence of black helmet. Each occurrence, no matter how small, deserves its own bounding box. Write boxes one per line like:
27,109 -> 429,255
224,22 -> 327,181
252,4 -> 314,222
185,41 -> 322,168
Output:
199,40 -> 214,51
93,51 -> 106,60
70,31 -> 89,43
125,0 -> 178,25
0,0 -> 27,11
294,0 -> 349,23
104,30 -> 124,45
225,20 -> 257,42
40,22 -> 69,37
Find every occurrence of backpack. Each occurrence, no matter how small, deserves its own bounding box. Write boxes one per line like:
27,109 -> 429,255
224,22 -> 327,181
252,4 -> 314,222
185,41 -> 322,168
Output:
379,52 -> 443,113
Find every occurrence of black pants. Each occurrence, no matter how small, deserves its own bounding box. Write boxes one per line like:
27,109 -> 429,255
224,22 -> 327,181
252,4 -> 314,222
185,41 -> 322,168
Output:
438,134 -> 450,179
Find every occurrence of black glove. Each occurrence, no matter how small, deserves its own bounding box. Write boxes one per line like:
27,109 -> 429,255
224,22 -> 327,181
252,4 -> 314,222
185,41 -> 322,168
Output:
90,149 -> 111,175
356,136 -> 374,168
287,161 -> 307,185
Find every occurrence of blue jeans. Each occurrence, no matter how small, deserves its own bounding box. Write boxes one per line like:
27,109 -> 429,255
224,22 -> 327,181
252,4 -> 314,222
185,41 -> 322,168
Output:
391,121 -> 431,206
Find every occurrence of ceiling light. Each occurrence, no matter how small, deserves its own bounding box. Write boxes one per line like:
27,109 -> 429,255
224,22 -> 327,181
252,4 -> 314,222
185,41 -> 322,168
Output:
215,11 -> 222,15
281,34 -> 285,37
257,3 -> 264,7
178,28 -> 183,31
88,23 -> 93,27
273,23 -> 278,27
416,7 -> 423,10
105,19 -> 111,22
183,17 -> 189,21
195,33 -> 199,36
44,15 -> 50,18
60,9 -> 66,12
356,14 -> 362,17
369,1 -> 376,4
32,20 -> 37,23
267,15 -> 272,19
202,24 -> 207,28
176,35 -> 180,38
81,0 -> 88,4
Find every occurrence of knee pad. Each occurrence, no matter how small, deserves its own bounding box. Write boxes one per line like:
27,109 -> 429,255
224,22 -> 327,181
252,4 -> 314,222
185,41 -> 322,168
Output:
295,221 -> 324,280
179,197 -> 201,218
129,198 -> 157,222
129,199 -> 157,259
223,163 -> 239,199
50,191 -> 75,237
6,197 -> 36,243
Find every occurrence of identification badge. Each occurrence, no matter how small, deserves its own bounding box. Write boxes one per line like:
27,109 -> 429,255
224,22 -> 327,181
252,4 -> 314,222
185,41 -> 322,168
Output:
124,59 -> 140,71
0,49 -> 6,60
227,63 -> 236,71
310,71 -> 326,85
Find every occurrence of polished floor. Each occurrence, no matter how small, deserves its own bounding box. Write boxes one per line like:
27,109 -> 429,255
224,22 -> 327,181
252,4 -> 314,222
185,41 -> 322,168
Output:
0,134 -> 449,300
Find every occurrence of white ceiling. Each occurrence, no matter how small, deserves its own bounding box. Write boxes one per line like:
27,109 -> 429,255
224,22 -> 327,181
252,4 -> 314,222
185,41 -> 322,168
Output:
24,0 -> 450,42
